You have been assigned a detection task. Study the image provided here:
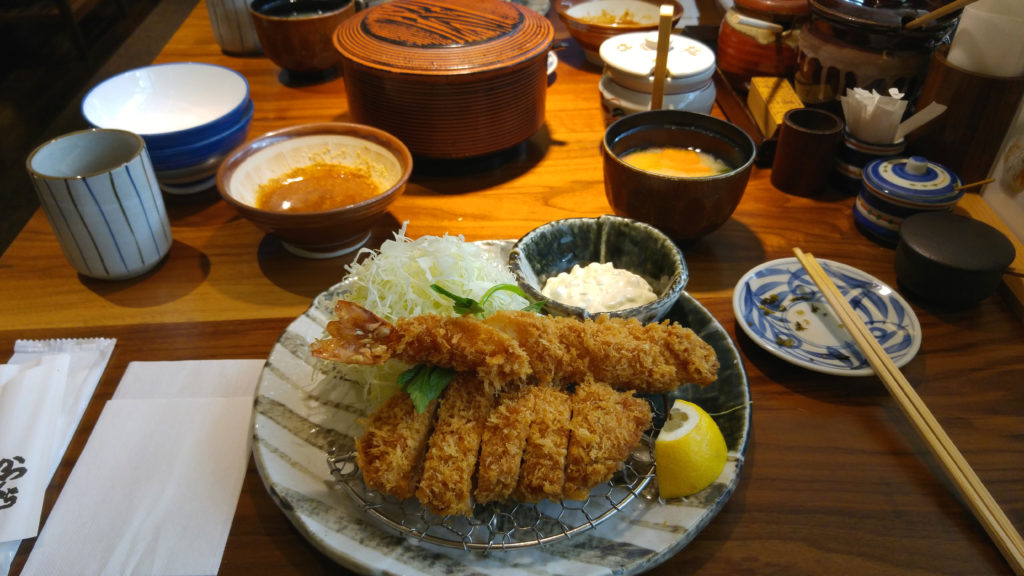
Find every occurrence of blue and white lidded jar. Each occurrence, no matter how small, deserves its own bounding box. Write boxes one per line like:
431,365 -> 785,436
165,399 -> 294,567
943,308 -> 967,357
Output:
854,155 -> 962,246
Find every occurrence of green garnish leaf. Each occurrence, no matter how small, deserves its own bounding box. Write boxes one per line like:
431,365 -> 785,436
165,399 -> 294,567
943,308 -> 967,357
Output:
430,284 -> 485,316
430,282 -> 545,317
398,364 -> 456,413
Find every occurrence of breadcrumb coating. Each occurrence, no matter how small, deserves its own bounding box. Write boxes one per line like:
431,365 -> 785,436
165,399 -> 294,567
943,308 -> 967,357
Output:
415,375 -> 495,516
475,385 -> 536,504
355,392 -> 436,500
314,301 -> 720,395
515,386 -> 572,503
563,379 -> 651,500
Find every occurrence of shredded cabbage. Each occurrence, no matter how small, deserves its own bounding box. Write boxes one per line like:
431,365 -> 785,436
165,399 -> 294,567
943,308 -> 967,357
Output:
340,223 -> 528,321
328,223 -> 528,404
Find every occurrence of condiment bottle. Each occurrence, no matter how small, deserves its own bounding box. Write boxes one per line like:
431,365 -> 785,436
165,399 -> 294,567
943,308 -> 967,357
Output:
598,32 -> 716,125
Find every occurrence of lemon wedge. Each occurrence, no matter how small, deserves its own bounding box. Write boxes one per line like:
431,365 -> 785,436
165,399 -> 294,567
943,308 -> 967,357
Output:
654,399 -> 727,499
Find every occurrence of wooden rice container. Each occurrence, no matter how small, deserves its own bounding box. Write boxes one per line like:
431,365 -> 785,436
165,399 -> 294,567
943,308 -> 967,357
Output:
334,0 -> 554,159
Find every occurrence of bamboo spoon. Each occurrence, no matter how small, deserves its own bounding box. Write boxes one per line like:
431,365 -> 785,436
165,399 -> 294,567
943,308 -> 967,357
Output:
955,177 -> 996,192
649,4 -> 674,110
792,247 -> 1024,575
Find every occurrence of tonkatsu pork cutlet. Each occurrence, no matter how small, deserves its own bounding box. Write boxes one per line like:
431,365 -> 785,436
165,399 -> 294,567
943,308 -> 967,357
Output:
563,379 -> 651,500
415,375 -> 495,517
475,385 -> 535,504
313,301 -> 720,394
515,386 -> 572,503
355,392 -> 436,500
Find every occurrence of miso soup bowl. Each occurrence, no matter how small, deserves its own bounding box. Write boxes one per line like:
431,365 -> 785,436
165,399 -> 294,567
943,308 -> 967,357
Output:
603,110 -> 756,244
217,122 -> 412,258
250,0 -> 355,77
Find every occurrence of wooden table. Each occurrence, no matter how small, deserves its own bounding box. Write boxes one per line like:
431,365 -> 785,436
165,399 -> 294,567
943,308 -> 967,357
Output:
4,2 -> 1024,574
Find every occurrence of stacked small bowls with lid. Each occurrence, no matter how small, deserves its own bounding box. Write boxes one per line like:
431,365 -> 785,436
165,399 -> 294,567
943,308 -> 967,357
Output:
334,0 -> 552,160
854,155 -> 962,246
598,31 -> 716,125
82,62 -> 253,194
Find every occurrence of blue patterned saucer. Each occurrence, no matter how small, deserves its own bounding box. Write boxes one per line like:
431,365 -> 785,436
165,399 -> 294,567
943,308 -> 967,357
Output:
732,257 -> 921,376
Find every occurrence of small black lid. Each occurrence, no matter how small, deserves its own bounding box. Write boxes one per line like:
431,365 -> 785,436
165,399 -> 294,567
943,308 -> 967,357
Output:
899,211 -> 1015,273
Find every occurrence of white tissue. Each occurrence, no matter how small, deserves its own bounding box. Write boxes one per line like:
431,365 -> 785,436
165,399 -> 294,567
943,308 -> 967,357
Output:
840,87 -> 909,145
20,359 -> 261,576
947,0 -> 1024,78
0,338 -> 115,576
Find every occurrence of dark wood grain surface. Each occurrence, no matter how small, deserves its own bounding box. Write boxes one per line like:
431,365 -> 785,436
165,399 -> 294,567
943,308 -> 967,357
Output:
3,2 -> 1023,574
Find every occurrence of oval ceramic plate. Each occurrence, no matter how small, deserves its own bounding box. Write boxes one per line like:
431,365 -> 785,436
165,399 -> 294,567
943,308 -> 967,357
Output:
733,257 -> 921,376
252,241 -> 751,575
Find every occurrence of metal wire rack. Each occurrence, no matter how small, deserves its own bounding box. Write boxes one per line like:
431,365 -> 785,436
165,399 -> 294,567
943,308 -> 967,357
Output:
327,432 -> 656,551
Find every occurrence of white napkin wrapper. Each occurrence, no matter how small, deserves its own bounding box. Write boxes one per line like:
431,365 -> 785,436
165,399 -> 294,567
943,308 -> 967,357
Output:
0,355 -> 68,542
840,87 -> 908,145
20,359 -> 262,576
0,338 -> 115,576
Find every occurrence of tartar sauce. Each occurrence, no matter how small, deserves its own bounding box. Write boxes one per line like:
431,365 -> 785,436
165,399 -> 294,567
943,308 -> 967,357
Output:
541,262 -> 658,313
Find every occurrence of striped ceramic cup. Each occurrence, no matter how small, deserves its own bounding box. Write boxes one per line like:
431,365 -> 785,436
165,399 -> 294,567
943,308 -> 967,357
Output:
26,129 -> 173,280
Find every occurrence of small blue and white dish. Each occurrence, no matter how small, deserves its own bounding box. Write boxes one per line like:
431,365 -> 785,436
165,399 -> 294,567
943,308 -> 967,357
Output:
509,215 -> 687,323
733,257 -> 921,376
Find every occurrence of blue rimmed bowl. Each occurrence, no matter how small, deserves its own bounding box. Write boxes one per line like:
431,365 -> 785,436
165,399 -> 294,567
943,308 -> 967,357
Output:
82,62 -> 251,148
508,214 -> 687,322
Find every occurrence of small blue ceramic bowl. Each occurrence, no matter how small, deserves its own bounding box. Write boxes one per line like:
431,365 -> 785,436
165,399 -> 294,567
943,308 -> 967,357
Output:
82,62 -> 251,149
146,99 -> 254,171
509,215 -> 687,323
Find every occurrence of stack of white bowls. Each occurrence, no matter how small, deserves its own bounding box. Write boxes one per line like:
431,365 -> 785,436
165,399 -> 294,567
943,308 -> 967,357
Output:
81,62 -> 253,194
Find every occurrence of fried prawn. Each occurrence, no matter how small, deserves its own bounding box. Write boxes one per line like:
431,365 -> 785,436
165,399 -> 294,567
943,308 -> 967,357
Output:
312,301 -> 719,393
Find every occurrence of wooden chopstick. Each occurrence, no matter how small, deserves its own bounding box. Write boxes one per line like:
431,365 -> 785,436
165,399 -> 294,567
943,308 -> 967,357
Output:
792,248 -> 1024,575
649,4 -> 674,110
905,0 -> 979,29
955,177 -> 996,192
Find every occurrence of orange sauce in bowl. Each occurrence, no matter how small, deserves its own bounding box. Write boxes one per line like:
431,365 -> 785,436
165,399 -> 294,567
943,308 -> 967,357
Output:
255,162 -> 381,213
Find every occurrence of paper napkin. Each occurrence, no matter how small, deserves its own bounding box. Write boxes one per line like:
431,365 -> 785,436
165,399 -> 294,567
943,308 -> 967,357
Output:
0,338 -> 115,576
840,87 -> 908,145
0,355 -> 69,542
20,359 -> 262,576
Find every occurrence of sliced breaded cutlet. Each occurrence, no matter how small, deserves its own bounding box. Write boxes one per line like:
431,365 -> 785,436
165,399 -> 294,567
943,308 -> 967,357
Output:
563,378 -> 651,500
515,385 -> 571,503
415,374 -> 495,516
475,385 -> 535,504
355,392 -> 437,500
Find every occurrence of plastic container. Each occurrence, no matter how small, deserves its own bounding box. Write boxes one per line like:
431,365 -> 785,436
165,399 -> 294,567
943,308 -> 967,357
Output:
598,31 -> 716,125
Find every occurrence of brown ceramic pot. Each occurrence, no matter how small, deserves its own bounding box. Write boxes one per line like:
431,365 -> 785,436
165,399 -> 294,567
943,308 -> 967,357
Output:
334,0 -> 553,159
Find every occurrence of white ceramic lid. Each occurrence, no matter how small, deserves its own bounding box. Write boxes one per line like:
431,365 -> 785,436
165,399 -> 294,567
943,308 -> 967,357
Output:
599,31 -> 716,94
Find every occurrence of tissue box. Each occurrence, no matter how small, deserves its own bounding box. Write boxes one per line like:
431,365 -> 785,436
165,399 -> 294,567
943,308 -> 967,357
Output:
747,77 -> 803,140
